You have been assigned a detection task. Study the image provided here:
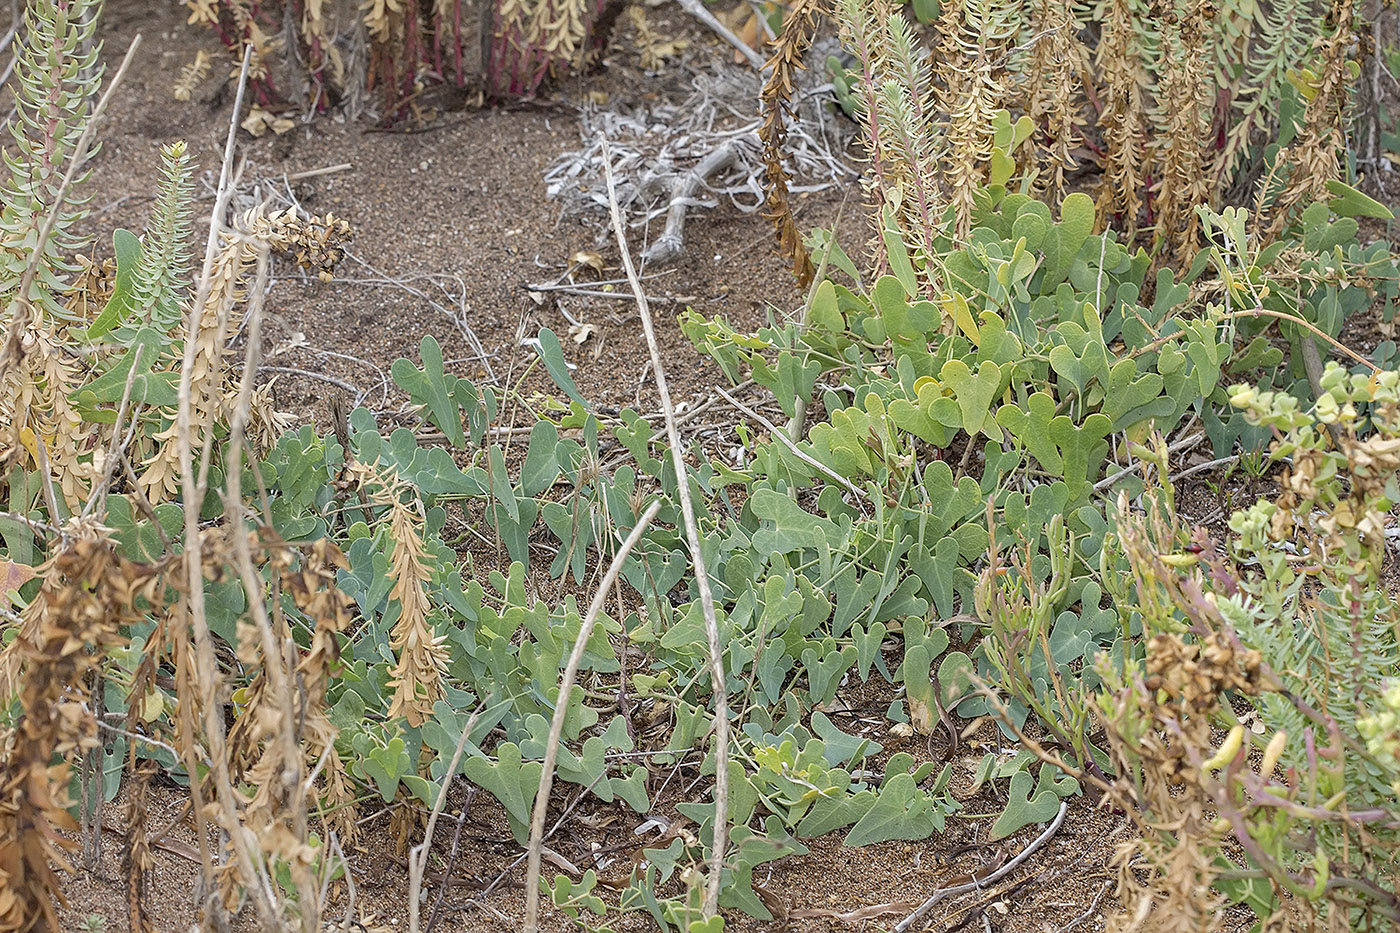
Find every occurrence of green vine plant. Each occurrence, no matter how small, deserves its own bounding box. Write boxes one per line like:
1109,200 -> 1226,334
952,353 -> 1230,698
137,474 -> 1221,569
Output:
4,0 -> 1400,930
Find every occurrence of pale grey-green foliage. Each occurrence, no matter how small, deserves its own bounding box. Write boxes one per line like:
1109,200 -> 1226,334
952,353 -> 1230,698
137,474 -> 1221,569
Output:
0,0 -> 105,324
124,140 -> 196,338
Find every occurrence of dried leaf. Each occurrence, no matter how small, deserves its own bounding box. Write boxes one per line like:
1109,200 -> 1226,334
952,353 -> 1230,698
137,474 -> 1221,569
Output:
1,559 -> 37,595
570,249 -> 605,272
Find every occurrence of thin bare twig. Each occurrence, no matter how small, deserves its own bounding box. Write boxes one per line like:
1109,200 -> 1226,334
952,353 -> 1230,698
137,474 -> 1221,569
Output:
674,0 -> 766,69
174,44 -> 277,929
82,343 -> 144,521
284,162 -> 353,181
409,703 -> 487,933
892,801 -> 1070,933
1169,455 -> 1240,485
716,386 -> 870,502
601,136 -> 732,918
1092,432 -> 1205,493
522,500 -> 663,932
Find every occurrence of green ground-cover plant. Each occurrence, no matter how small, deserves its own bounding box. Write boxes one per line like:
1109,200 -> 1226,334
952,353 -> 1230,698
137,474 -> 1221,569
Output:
7,171 -> 1400,931
5,0 -> 1400,930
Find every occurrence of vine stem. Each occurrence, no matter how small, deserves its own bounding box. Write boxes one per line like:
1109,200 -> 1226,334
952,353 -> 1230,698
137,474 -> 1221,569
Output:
522,500 -> 663,933
600,135 -> 732,919
1128,305 -> 1378,372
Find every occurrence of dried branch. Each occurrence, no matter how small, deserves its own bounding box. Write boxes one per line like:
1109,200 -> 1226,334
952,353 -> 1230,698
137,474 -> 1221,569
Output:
601,136 -> 731,917
522,500 -> 663,933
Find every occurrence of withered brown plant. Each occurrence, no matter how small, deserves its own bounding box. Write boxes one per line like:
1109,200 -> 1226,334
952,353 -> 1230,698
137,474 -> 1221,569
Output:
0,539 -> 168,933
937,0 -> 1020,240
121,760 -> 159,933
140,208 -> 348,503
221,532 -> 355,930
490,0 -> 605,98
1024,0 -> 1089,201
1103,630 -> 1265,933
760,0 -> 827,288
348,461 -> 450,726
1149,0 -> 1215,268
1267,0 -> 1358,231
1094,0 -> 1150,236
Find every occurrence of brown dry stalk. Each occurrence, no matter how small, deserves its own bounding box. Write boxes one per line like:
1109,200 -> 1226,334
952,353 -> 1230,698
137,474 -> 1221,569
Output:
601,139 -> 730,918
141,208 -> 349,503
0,539 -> 167,933
221,233 -> 333,929
939,0 -> 1018,240
1103,633 -> 1265,933
349,461 -> 450,726
759,0 -> 826,288
1024,0 -> 1088,201
1267,0 -> 1357,232
1150,0 -> 1214,268
1094,0 -> 1149,236
0,322 -> 98,510
282,539 -> 360,844
123,759 -> 160,933
142,220 -> 257,503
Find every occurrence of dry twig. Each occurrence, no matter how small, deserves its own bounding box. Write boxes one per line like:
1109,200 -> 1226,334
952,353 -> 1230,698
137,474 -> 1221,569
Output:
601,136 -> 732,918
892,801 -> 1070,933
172,44 -> 279,928
522,500 -> 663,932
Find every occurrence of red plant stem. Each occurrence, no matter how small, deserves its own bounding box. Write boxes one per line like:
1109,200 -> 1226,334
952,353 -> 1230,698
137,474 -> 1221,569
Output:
454,0 -> 464,84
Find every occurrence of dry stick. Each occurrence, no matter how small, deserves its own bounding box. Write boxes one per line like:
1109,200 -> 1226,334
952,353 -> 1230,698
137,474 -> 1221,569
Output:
642,141 -> 740,264
174,45 -> 279,930
284,161 -> 353,182
1129,306 -> 1379,372
521,500 -> 664,932
1092,431 -> 1205,493
408,702 -> 488,933
225,243 -> 321,929
716,385 -> 870,502
1169,454 -> 1239,484
83,342 -> 143,520
891,801 -> 1069,933
601,137 -> 732,918
0,35 -> 141,379
675,0 -> 766,69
